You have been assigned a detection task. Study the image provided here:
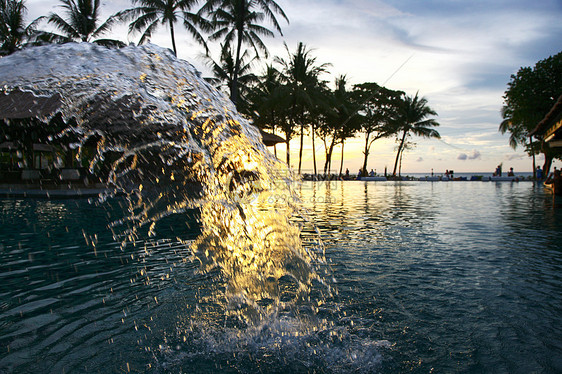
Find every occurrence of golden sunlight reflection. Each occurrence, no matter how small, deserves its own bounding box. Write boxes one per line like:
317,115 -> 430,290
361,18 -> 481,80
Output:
187,118 -> 327,323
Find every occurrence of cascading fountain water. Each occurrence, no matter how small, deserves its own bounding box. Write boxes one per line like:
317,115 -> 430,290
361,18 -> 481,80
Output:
0,42 -> 328,322
0,43 -> 391,373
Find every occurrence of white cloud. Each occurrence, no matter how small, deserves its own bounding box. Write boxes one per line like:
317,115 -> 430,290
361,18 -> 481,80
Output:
468,150 -> 482,160
507,153 -> 526,161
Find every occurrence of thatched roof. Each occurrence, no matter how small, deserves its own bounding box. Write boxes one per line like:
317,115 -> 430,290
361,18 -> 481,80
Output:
0,142 -> 55,151
0,89 -> 62,119
530,94 -> 562,141
0,88 -> 285,146
259,128 -> 285,146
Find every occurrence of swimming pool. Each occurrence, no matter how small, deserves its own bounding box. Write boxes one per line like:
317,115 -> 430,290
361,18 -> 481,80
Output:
1,180 -> 560,373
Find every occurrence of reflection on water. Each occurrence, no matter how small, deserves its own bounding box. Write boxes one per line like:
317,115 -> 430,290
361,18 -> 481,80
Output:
1,43 -> 561,372
299,180 -> 562,373
2,181 -> 561,373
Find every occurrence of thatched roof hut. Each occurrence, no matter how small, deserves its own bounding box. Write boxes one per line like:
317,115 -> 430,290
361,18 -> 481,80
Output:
0,88 -> 284,146
530,94 -> 562,147
258,128 -> 285,146
0,89 -> 62,119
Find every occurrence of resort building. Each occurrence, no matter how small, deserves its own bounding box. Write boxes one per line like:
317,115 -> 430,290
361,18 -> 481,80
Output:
531,94 -> 562,147
0,89 -> 284,186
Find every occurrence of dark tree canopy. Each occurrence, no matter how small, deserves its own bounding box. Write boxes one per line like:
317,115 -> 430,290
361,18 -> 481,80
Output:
500,51 -> 562,172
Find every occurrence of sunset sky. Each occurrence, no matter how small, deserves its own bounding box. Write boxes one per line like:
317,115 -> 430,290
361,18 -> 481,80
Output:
26,0 -> 562,174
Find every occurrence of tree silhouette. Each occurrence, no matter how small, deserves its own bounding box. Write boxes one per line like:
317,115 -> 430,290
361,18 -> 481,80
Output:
200,0 -> 288,104
43,0 -> 124,47
275,42 -> 329,173
118,0 -> 207,56
392,92 -> 440,177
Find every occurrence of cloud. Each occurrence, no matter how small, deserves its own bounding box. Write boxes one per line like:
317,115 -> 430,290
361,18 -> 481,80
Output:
507,153 -> 525,161
458,150 -> 481,160
468,150 -> 481,160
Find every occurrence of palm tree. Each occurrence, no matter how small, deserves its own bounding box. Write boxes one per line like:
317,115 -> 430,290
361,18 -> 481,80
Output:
200,0 -> 288,104
275,42 -> 329,174
203,44 -> 257,113
392,92 -> 440,176
42,0 -> 124,47
0,0 -> 35,55
318,75 -> 359,176
307,80 -> 330,176
118,0 -> 207,56
248,64 -> 292,160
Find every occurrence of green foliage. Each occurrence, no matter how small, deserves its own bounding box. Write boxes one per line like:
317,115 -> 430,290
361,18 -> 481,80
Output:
275,42 -> 329,171
501,51 -> 562,148
353,82 -> 404,175
117,0 -> 207,56
500,51 -> 562,172
392,92 -> 440,176
0,0 -> 44,54
43,0 -> 124,47
200,0 -> 288,104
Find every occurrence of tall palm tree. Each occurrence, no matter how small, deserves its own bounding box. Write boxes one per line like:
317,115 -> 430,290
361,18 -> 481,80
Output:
202,44 -> 257,113
275,42 -> 329,174
118,0 -> 207,56
248,64 -> 292,160
42,0 -> 124,47
323,75 -> 362,176
392,92 -> 440,176
200,0 -> 288,104
0,0 -> 37,55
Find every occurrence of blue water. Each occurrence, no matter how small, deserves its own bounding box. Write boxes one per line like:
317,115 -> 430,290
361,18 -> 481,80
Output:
1,181 -> 561,373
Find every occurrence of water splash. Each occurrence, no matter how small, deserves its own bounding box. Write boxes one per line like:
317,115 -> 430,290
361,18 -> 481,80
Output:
0,42 -> 328,322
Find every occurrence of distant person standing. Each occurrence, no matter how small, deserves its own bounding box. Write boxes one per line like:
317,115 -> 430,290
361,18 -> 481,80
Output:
536,166 -> 543,180
507,167 -> 514,177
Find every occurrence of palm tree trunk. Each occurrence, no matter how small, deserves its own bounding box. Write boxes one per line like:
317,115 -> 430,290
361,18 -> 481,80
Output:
530,135 -> 536,179
339,140 -> 345,176
327,144 -> 332,175
362,132 -> 371,178
323,138 -> 335,176
399,149 -> 403,177
169,20 -> 177,56
323,138 -> 329,175
392,130 -> 407,176
298,123 -> 304,174
312,123 -> 317,176
285,139 -> 290,167
326,143 -> 334,175
230,19 -> 245,105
